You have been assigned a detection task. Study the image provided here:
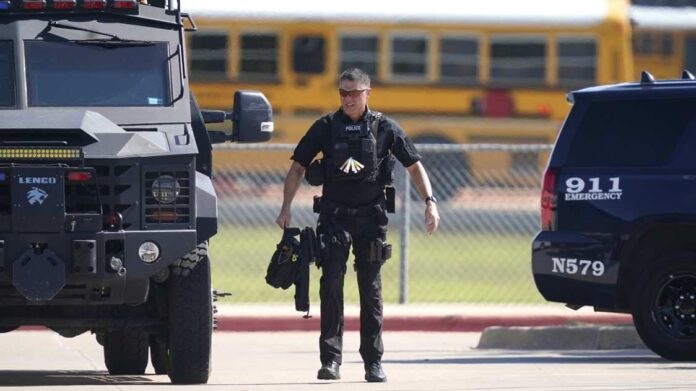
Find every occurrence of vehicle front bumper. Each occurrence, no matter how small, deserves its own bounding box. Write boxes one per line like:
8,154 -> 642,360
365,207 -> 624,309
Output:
0,229 -> 196,305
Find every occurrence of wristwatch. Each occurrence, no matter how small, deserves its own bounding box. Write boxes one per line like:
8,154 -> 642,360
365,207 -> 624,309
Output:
425,195 -> 437,205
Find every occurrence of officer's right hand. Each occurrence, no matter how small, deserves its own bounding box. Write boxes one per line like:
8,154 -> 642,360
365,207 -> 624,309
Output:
275,209 -> 291,229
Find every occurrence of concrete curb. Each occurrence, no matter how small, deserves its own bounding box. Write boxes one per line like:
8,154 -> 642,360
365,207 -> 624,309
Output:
215,313 -> 633,332
477,325 -> 646,350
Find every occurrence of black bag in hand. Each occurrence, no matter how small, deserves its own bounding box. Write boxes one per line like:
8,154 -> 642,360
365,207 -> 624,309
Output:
265,227 -> 302,290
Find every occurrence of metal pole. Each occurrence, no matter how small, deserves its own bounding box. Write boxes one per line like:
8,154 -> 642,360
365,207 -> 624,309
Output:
398,166 -> 410,304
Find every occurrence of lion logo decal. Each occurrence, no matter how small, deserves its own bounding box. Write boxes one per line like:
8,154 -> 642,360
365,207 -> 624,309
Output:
26,187 -> 48,206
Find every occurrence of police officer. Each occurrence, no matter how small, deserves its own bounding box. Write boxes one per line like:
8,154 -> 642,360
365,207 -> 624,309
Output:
275,68 -> 440,383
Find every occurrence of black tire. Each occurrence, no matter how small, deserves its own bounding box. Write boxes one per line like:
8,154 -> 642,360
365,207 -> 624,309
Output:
632,253 -> 696,361
171,242 -> 208,276
150,335 -> 168,375
167,252 -> 212,384
104,329 -> 149,375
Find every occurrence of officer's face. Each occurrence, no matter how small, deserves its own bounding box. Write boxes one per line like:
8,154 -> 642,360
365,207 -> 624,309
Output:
339,80 -> 370,121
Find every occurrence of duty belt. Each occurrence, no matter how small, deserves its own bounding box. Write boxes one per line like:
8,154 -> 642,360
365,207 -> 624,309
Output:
316,197 -> 384,217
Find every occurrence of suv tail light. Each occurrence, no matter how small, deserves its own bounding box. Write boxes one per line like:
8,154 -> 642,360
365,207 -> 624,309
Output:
540,168 -> 557,231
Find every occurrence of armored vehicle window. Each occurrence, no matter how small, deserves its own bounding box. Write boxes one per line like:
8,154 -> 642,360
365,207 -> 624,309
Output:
566,98 -> 696,166
0,41 -> 15,108
25,41 -> 171,107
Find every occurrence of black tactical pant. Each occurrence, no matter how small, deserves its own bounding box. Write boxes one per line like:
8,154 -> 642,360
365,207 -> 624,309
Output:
316,210 -> 387,366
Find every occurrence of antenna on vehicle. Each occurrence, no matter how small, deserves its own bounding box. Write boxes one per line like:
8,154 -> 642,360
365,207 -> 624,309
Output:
640,71 -> 655,84
682,70 -> 695,80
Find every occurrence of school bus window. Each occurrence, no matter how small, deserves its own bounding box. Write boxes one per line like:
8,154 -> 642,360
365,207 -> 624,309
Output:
490,37 -> 546,85
189,31 -> 228,80
340,35 -> 379,78
633,32 -> 654,55
684,37 -> 696,71
293,35 -> 325,74
633,32 -> 674,57
240,33 -> 279,80
661,33 -> 674,56
440,36 -> 478,83
558,38 -> 596,85
391,35 -> 428,79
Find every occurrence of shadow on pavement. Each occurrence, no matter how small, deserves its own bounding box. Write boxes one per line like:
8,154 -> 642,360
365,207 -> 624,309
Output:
0,370 -> 156,386
0,371 -> 367,387
386,351 -> 669,365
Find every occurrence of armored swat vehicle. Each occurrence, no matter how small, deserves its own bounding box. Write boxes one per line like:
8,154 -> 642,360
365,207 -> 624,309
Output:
0,0 -> 272,384
533,71 -> 696,361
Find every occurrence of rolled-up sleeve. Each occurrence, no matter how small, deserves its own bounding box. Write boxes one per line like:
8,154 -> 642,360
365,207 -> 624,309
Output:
290,119 -> 325,167
388,118 -> 421,167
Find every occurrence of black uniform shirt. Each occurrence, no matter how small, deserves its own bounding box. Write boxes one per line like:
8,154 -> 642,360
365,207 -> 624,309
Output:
291,108 -> 421,206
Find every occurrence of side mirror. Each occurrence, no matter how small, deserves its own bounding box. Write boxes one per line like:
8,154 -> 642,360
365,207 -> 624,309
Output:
205,91 -> 273,144
201,110 -> 226,124
231,91 -> 273,143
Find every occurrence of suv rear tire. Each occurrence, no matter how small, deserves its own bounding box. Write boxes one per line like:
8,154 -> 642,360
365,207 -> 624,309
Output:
104,329 -> 149,375
632,253 -> 696,361
166,249 -> 212,384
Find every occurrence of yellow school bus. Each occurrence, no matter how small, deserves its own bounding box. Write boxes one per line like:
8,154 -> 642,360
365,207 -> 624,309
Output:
631,5 -> 696,80
183,0 -> 634,195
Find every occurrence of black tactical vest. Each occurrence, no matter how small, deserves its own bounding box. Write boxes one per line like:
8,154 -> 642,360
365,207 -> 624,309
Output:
324,111 -> 383,183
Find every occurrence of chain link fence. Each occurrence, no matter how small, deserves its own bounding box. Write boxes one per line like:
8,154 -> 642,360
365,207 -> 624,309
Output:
209,143 -> 552,305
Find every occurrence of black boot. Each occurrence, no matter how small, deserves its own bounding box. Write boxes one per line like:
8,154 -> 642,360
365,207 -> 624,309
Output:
364,362 -> 387,382
317,361 -> 340,380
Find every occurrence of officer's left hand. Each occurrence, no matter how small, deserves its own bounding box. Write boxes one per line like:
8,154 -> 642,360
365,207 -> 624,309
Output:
425,203 -> 440,235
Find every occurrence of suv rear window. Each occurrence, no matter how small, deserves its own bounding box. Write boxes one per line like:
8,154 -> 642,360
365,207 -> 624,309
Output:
566,98 -> 696,166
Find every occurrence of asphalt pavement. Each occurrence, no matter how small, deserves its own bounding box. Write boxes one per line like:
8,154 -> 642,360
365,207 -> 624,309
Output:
1,330 -> 694,391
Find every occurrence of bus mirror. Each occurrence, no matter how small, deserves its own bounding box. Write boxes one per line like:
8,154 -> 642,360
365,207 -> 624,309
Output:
231,90 -> 273,143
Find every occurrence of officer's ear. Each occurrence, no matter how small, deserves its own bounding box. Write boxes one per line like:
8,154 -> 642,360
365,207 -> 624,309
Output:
366,88 -> 371,98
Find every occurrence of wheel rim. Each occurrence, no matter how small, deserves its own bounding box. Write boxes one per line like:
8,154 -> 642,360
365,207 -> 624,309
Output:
653,273 -> 696,339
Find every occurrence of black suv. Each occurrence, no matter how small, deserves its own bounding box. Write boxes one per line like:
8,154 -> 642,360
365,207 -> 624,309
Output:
0,0 -> 271,384
533,71 -> 696,361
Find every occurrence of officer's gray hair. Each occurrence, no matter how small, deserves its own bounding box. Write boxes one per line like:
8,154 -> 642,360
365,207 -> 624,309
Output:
339,68 -> 371,88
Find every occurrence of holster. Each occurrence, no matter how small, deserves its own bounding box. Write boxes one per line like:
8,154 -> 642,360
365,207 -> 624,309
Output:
368,238 -> 392,265
313,196 -> 321,214
305,159 -> 324,186
385,186 -> 395,213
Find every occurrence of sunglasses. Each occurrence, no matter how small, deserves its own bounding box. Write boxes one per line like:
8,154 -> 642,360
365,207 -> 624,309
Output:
338,89 -> 368,98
